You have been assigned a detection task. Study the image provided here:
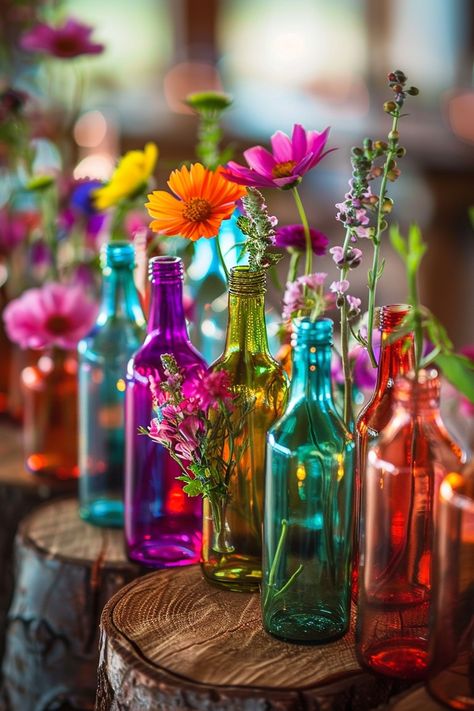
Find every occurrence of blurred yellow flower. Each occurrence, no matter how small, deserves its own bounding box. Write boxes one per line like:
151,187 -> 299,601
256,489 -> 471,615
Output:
93,142 -> 158,210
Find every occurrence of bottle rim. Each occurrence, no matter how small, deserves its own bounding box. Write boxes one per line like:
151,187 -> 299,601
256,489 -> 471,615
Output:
148,255 -> 184,282
291,317 -> 333,346
228,265 -> 266,295
100,241 -> 135,268
378,303 -> 412,332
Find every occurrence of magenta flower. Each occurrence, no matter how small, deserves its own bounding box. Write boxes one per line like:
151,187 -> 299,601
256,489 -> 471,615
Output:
223,124 -> 334,189
187,370 -> 234,410
20,18 -> 104,59
3,282 -> 98,349
274,224 -> 328,255
0,208 -> 38,255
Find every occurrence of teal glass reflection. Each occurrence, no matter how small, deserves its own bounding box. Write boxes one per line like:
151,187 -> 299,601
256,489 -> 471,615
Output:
78,242 -> 146,527
262,318 -> 355,643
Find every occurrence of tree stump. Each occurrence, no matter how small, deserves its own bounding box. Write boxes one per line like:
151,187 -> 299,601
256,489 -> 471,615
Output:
0,421 -> 76,662
97,566 -> 407,711
1,498 -> 141,711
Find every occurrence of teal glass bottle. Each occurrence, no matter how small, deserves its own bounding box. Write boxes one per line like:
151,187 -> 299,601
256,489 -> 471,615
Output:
262,318 -> 355,643
78,242 -> 146,527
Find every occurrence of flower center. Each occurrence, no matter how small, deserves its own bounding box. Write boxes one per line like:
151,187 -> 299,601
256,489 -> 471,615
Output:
272,160 -> 297,178
45,315 -> 71,334
182,198 -> 212,222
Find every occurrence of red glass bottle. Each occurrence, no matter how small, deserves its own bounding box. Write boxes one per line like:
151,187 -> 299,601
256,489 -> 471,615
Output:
356,369 -> 466,680
353,304 -> 415,597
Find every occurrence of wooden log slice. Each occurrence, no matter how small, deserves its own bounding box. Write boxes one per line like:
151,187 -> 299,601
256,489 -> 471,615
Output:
97,566 -> 407,711
1,498 -> 141,711
0,421 -> 76,662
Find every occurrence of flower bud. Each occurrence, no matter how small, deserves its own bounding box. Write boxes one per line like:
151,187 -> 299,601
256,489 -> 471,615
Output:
392,84 -> 404,94
351,146 -> 363,156
388,72 -> 397,82
387,168 -> 401,181
388,129 -> 399,141
384,101 -> 397,113
336,295 -> 345,308
407,86 -> 419,96
382,197 -> 394,213
394,70 -> 407,83
374,140 -> 388,152
396,146 -> 406,158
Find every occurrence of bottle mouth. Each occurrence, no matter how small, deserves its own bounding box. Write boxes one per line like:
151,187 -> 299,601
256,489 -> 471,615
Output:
291,317 -> 333,346
378,304 -> 411,332
148,256 -> 184,282
228,265 -> 266,295
394,368 -> 440,407
101,241 -> 135,268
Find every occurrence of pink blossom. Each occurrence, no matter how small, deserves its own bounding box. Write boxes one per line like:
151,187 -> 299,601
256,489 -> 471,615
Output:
346,295 -> 362,317
274,224 -> 328,255
329,246 -> 362,268
0,208 -> 38,255
282,272 -> 329,321
174,416 -> 203,461
330,280 -> 350,294
354,226 -> 372,239
3,282 -> 98,349
20,18 -> 104,59
223,124 -> 335,189
187,369 -> 234,410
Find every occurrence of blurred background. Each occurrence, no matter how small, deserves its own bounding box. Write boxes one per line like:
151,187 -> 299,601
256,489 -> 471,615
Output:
2,0 -> 474,346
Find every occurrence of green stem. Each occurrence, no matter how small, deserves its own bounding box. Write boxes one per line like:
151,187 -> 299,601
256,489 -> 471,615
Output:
292,187 -> 312,277
287,250 -> 301,284
366,112 -> 399,368
215,232 -> 229,282
408,264 -> 423,371
339,228 -> 354,428
264,518 -> 288,606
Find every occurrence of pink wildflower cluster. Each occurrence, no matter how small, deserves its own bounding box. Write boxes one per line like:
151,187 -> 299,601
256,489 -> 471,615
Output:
282,272 -> 333,322
20,18 -> 104,59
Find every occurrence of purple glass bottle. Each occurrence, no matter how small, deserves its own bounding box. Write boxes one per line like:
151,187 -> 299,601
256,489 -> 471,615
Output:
125,256 -> 206,567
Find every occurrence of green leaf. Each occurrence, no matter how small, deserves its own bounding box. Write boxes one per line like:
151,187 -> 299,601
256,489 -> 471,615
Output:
179,478 -> 204,497
407,223 -> 427,272
423,311 -> 453,352
377,258 -> 386,279
185,91 -> 233,113
389,225 -> 408,259
434,352 -> 474,404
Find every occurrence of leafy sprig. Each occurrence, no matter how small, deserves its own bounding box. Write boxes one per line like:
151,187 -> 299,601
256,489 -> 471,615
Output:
237,187 -> 282,271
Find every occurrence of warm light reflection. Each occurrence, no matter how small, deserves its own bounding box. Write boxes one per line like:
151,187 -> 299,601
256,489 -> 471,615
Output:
73,153 -> 115,180
163,62 -> 223,114
74,110 -> 108,148
446,90 -> 474,144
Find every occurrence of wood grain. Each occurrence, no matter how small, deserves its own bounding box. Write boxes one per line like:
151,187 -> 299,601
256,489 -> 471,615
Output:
1,496 -> 141,711
0,421 -> 76,663
98,566 -> 407,710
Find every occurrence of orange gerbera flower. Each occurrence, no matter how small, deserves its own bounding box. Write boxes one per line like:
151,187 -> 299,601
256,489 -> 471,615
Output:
145,163 -> 246,241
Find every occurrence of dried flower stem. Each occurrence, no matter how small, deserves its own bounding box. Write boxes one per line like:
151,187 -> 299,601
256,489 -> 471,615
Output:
338,228 -> 354,427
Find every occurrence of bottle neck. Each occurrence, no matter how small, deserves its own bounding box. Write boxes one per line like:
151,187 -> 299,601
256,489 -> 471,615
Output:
224,291 -> 269,355
147,278 -> 188,340
289,341 -> 334,404
98,266 -> 144,326
375,329 -> 415,391
394,368 -> 441,418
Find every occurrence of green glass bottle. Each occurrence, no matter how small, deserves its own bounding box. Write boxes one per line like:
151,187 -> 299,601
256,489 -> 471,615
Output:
202,266 -> 288,592
262,318 -> 355,642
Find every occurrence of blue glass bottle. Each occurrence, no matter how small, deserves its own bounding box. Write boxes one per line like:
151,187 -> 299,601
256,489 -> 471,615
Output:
262,318 -> 355,643
78,242 -> 146,527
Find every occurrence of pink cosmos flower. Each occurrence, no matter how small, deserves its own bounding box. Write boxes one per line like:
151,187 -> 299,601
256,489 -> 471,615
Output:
20,18 -> 104,59
274,224 -> 328,255
223,124 -> 334,189
3,282 -> 98,349
187,370 -> 234,411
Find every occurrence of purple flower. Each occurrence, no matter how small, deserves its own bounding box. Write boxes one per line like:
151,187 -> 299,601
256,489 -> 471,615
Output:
330,246 -> 362,268
71,180 -> 103,217
330,279 -> 350,294
223,124 -> 335,189
346,295 -> 362,317
282,272 -> 329,321
20,18 -> 104,59
274,224 -> 328,255
187,370 -> 235,411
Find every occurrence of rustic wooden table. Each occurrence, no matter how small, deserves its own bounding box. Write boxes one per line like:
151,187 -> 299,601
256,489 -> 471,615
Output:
97,566 -> 411,711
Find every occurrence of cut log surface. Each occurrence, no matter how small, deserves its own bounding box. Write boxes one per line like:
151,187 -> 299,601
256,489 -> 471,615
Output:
1,497 -> 140,711
0,421 -> 76,662
385,685 -> 446,711
97,566 -> 406,711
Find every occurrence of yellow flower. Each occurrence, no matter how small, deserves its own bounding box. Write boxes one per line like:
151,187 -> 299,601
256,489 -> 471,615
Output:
93,142 -> 158,210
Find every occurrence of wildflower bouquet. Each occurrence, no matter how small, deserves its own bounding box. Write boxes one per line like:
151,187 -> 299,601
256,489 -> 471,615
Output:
142,354 -> 253,552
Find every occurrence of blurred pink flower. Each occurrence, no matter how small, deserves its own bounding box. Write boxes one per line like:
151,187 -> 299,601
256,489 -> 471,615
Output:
330,279 -> 350,294
3,282 -> 98,349
0,208 -> 38,255
187,369 -> 234,410
223,124 -> 334,189
20,18 -> 104,59
282,272 -> 330,321
274,224 -> 328,255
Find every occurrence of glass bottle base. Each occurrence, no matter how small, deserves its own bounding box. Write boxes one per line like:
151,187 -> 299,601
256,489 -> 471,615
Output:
359,638 -> 428,680
265,607 -> 348,644
201,556 -> 261,593
128,536 -> 200,569
80,499 -> 124,528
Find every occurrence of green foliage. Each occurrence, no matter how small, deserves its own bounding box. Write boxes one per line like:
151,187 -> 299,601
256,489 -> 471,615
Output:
237,188 -> 282,271
434,352 -> 474,404
186,90 -> 234,171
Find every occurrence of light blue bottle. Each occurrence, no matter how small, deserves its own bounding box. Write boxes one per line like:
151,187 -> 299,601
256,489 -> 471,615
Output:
78,242 -> 146,527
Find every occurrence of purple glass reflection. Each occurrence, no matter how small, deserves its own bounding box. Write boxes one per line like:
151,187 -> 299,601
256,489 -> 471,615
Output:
125,256 -> 207,567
